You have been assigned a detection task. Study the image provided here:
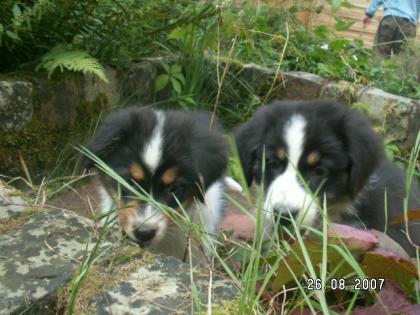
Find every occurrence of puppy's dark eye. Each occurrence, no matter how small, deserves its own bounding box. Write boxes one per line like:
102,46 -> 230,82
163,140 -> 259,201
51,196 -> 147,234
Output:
267,157 -> 286,172
168,182 -> 184,195
313,166 -> 329,177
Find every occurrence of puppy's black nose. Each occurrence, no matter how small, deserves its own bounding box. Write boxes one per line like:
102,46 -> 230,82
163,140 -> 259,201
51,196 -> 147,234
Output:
273,206 -> 299,226
133,227 -> 156,243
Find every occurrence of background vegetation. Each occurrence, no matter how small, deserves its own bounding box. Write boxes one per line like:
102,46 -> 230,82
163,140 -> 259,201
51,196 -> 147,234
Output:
1,1 -> 419,314
1,0 -> 419,100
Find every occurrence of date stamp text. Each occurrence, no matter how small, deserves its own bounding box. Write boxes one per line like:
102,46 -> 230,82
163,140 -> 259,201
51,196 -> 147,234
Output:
306,278 -> 385,291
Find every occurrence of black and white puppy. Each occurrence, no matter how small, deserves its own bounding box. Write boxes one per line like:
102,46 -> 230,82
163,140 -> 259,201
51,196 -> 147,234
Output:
83,107 -> 227,259
236,100 -> 420,256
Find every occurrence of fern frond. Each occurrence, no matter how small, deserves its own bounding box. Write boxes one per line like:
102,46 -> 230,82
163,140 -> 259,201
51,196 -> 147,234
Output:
36,45 -> 109,82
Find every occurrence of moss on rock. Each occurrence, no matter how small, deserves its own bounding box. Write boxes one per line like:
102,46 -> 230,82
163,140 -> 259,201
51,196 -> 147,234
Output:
55,245 -> 156,314
0,207 -> 43,234
0,77 -> 111,180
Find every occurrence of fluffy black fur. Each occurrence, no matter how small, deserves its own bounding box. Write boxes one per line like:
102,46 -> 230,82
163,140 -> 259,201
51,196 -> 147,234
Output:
82,107 -> 228,250
236,100 -> 420,256
83,107 -> 227,205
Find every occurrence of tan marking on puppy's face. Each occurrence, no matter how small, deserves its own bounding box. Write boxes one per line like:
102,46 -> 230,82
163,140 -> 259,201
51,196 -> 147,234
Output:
130,163 -> 145,181
307,151 -> 321,165
276,147 -> 286,160
161,167 -> 178,186
118,200 -> 140,232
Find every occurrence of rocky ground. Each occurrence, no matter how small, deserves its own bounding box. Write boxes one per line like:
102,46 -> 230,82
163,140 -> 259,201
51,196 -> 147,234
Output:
0,179 -> 251,314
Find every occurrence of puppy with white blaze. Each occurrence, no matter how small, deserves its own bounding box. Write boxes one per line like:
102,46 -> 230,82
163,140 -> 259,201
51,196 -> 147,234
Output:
83,107 -> 228,261
235,100 -> 420,256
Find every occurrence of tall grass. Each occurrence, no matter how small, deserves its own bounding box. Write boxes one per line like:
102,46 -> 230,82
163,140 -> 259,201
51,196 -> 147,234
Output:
62,128 -> 420,314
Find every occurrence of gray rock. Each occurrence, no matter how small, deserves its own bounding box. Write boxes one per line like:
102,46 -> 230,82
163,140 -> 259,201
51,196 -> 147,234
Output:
84,67 -> 121,106
36,77 -> 84,129
320,80 -> 358,105
90,256 -> 238,315
233,62 -> 418,145
0,181 -> 29,221
0,81 -> 33,132
0,208 -> 111,314
240,63 -> 276,91
118,61 -> 156,105
357,87 -> 415,142
275,71 -> 326,100
0,182 -> 238,315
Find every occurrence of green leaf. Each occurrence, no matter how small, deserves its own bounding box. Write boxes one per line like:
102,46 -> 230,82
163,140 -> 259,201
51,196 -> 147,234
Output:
171,77 -> 182,95
13,4 -> 22,18
155,74 -> 169,92
271,241 -> 353,291
361,253 -> 418,296
183,96 -> 195,105
330,38 -> 349,50
335,17 -> 355,31
330,0 -> 342,12
317,63 -> 331,75
6,30 -> 20,41
178,99 -> 188,109
161,62 -> 170,74
0,24 -> 3,47
341,1 -> 353,8
170,64 -> 182,74
36,45 -> 109,82
172,72 -> 185,85
313,25 -> 330,40
167,27 -> 185,40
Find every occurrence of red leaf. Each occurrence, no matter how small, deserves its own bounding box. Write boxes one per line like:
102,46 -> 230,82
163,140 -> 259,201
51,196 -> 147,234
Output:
328,223 -> 378,251
353,280 -> 420,315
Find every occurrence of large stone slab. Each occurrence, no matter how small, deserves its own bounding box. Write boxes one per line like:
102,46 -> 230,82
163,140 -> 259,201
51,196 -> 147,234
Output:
0,181 -> 29,221
0,207 -> 112,314
84,61 -> 157,107
275,71 -> 326,100
0,181 -> 239,314
89,256 -> 238,315
118,61 -> 156,105
357,87 -> 416,143
320,80 -> 359,105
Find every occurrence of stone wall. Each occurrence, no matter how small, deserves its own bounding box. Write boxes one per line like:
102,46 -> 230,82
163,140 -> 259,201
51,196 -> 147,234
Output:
1,60 -> 418,180
237,63 -> 419,148
0,61 -> 157,180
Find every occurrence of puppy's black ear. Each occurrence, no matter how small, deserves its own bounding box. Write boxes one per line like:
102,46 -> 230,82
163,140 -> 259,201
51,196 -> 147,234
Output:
343,109 -> 383,197
81,111 -> 127,170
192,120 -> 229,193
235,110 -> 267,186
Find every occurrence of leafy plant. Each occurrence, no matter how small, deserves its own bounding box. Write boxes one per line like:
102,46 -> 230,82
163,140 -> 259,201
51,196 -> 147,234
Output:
155,62 -> 194,107
0,0 -> 217,74
0,0 -> 98,69
36,45 -> 109,82
384,138 -> 402,161
367,41 -> 420,99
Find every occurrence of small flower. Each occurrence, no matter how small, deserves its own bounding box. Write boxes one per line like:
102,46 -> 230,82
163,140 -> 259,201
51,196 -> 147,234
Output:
320,43 -> 329,50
